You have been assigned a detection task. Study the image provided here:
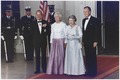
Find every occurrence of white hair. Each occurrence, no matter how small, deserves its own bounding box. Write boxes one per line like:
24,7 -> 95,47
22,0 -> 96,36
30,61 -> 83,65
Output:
54,12 -> 62,19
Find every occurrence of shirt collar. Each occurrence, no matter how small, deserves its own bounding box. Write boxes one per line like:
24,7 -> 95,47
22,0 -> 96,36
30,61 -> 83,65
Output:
27,15 -> 31,18
37,19 -> 42,21
87,15 -> 91,20
6,16 -> 10,18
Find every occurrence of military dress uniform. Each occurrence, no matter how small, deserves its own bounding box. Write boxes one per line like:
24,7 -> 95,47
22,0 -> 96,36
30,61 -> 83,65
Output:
1,15 -> 16,62
49,5 -> 55,25
48,5 -> 55,50
20,7 -> 35,60
49,12 -> 55,25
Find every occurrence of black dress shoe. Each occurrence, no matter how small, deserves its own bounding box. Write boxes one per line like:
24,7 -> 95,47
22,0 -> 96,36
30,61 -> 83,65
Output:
80,74 -> 86,76
89,74 -> 97,77
34,71 -> 41,74
26,59 -> 33,61
84,73 -> 97,77
43,69 -> 46,73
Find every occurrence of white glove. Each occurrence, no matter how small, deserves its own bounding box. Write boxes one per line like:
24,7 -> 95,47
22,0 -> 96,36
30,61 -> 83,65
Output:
1,36 -> 5,40
19,36 -> 24,40
68,35 -> 74,40
14,36 -> 17,39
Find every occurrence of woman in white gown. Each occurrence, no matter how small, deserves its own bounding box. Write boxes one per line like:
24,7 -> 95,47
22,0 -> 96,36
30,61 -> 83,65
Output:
64,15 -> 86,75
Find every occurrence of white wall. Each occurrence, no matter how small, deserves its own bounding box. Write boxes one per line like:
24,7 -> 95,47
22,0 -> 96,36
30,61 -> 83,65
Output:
65,1 -> 97,26
20,1 -> 97,26
20,1 -> 40,17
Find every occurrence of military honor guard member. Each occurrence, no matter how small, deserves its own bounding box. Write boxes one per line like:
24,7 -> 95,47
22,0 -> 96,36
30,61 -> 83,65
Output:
1,8 -> 16,63
49,5 -> 55,25
48,5 -> 55,50
20,6 -> 35,61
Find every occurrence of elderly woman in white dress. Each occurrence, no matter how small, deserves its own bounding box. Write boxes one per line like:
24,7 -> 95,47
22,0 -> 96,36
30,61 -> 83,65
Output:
46,12 -> 67,74
64,15 -> 86,75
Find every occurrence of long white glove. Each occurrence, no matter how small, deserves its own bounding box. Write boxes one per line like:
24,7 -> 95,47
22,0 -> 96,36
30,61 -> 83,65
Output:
19,35 -> 24,40
1,36 -> 5,40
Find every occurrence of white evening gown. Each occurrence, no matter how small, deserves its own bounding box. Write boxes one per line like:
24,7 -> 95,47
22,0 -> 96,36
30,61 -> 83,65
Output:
64,25 -> 86,75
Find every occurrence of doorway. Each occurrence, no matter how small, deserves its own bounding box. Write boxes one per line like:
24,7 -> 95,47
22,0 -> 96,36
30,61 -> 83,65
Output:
97,1 -> 119,55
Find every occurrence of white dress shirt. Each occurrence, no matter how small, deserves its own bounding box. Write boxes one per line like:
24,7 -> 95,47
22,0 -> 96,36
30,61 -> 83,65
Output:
84,15 -> 91,30
37,20 -> 42,34
27,15 -> 31,18
7,16 -> 10,19
50,22 -> 67,43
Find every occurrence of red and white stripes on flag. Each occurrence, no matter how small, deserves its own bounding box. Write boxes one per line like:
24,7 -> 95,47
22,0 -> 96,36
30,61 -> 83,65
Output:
39,1 -> 50,21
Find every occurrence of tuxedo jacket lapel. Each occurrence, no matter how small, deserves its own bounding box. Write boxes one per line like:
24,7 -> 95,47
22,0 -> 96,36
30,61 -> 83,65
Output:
83,19 -> 86,31
35,20 -> 39,30
36,20 -> 43,34
84,16 -> 93,31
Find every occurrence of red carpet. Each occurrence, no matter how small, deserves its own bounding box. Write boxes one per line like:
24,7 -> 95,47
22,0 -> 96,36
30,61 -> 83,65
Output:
28,55 -> 119,79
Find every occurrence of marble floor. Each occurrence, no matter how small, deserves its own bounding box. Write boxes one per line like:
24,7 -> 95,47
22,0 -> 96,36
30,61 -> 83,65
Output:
1,54 -> 119,79
1,54 -> 35,79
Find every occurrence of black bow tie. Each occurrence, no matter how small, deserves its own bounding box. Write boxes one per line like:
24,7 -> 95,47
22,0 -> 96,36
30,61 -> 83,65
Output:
85,18 -> 88,20
37,20 -> 42,23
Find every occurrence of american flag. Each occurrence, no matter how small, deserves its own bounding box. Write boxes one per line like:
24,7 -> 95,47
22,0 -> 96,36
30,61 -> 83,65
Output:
39,1 -> 50,21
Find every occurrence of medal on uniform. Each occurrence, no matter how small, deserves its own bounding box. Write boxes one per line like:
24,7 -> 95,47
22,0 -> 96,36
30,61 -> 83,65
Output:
43,24 -> 47,27
44,29 -> 46,32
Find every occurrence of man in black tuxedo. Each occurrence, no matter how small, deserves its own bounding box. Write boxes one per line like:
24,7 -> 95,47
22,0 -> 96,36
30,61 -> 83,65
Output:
82,6 -> 100,76
32,10 -> 50,74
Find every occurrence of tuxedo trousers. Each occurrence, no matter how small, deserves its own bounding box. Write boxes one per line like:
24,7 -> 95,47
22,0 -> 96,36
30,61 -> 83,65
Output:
34,38 -> 47,72
84,43 -> 97,76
